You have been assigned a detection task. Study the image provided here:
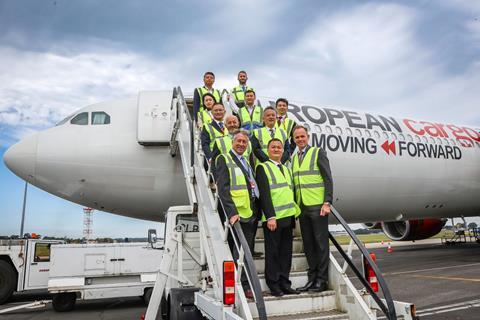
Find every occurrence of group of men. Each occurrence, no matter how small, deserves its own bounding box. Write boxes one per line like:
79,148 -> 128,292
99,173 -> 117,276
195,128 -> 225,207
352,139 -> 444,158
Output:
195,71 -> 334,299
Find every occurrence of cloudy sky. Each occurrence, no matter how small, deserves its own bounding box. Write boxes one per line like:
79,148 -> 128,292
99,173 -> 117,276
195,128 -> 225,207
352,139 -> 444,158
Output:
0,0 -> 479,238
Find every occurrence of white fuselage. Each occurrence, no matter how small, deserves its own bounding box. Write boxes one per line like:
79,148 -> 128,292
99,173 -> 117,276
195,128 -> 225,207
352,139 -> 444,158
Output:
3,91 -> 480,223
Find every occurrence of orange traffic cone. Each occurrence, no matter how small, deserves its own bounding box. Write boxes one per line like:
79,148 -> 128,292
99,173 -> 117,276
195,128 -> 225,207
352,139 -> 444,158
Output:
387,242 -> 393,253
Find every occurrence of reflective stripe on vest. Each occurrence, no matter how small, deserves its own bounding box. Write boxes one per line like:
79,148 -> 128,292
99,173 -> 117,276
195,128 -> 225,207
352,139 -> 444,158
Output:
197,86 -> 221,110
216,153 -> 253,219
292,147 -> 325,206
231,85 -> 254,103
205,122 -> 225,150
259,161 -> 300,221
253,127 -> 288,155
215,136 -> 252,158
238,106 -> 263,131
276,118 -> 295,137
199,109 -> 213,125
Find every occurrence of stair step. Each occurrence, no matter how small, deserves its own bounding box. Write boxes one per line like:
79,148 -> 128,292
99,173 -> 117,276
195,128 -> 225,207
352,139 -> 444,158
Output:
254,237 -> 304,255
255,309 -> 349,320
257,271 -> 309,291
254,253 -> 308,272
249,291 -> 337,318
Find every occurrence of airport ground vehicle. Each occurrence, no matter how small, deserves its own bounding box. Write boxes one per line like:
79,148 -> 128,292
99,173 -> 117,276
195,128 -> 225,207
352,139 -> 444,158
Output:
0,238 -> 63,305
0,238 -> 163,312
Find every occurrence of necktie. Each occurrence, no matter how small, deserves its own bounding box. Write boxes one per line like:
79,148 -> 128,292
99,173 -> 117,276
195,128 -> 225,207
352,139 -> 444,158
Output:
219,122 -> 224,133
270,128 -> 275,138
242,85 -> 246,92
298,150 -> 304,163
277,164 -> 285,176
277,116 -> 282,127
240,156 -> 259,198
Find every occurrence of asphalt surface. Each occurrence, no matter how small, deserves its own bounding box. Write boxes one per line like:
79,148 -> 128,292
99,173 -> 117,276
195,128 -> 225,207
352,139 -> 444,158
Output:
1,240 -> 479,319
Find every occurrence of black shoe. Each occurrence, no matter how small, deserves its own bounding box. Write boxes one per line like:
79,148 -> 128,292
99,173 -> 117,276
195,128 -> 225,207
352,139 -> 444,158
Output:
309,280 -> 328,292
297,280 -> 315,292
270,288 -> 284,297
280,285 -> 300,295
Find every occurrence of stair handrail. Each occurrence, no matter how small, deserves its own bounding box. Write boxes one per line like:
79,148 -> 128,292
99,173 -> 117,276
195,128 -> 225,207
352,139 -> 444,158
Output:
329,205 -> 397,320
175,86 -> 267,319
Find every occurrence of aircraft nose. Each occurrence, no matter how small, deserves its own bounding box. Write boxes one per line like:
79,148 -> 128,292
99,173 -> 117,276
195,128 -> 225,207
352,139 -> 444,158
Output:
3,134 -> 38,183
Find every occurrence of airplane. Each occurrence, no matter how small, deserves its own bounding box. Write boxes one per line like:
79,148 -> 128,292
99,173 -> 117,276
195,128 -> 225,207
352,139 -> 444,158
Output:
3,89 -> 480,242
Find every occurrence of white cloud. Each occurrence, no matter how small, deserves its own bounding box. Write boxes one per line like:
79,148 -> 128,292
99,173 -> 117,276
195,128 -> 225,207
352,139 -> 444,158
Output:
247,3 -> 480,126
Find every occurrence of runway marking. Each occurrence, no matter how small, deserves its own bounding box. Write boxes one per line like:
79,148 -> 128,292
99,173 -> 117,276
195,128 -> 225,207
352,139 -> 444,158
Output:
410,274 -> 480,282
378,299 -> 480,319
383,262 -> 480,276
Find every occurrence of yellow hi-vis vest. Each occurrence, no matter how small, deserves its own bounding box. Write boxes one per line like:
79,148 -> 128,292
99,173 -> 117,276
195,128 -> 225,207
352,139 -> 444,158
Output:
196,86 -> 221,110
215,135 -> 252,158
204,122 -> 226,150
258,161 -> 300,221
216,153 -> 253,219
292,147 -> 325,206
198,109 -> 213,125
231,85 -> 254,103
275,117 -> 296,137
253,127 -> 288,156
238,105 -> 263,131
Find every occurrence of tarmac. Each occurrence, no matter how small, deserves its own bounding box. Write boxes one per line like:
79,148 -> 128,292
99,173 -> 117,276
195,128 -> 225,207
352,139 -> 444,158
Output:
1,238 -> 479,319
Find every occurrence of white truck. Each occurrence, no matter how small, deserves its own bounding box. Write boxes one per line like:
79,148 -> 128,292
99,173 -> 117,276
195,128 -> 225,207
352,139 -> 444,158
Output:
0,237 -> 164,312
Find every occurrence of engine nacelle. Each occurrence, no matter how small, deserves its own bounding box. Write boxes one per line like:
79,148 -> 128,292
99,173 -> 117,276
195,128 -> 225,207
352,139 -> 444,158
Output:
381,219 -> 446,241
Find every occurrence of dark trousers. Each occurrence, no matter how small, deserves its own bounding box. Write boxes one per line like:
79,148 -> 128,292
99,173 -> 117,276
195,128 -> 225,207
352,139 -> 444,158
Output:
232,218 -> 257,288
299,207 -> 329,283
263,217 -> 294,291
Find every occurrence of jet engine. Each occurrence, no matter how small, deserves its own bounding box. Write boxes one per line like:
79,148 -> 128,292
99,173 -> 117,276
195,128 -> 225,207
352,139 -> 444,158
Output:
381,219 -> 447,241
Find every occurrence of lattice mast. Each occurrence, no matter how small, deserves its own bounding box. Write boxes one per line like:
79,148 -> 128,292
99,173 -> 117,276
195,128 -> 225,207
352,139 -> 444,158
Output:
83,207 -> 94,242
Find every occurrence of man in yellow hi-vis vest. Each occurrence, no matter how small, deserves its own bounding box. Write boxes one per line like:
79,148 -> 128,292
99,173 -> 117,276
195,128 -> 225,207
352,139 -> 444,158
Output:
256,138 -> 301,296
193,71 -> 222,123
230,70 -> 254,108
215,130 -> 260,299
251,107 -> 290,164
292,125 -> 333,293
275,98 -> 297,155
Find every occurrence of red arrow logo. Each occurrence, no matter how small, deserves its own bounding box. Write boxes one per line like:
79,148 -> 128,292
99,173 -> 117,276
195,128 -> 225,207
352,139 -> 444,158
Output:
381,140 -> 396,155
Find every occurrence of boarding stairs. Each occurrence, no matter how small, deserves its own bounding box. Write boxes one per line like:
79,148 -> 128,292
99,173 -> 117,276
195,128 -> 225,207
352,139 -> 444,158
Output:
145,87 -> 416,320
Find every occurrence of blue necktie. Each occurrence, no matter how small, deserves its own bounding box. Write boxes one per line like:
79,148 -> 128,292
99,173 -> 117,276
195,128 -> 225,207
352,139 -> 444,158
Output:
240,156 -> 259,198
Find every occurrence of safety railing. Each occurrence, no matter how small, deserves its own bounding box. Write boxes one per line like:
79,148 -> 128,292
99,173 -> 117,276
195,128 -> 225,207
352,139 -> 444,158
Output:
175,86 -> 267,320
329,205 -> 397,320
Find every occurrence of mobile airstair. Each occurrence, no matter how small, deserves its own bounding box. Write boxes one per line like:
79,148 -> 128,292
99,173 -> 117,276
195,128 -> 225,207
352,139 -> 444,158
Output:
144,88 -> 417,320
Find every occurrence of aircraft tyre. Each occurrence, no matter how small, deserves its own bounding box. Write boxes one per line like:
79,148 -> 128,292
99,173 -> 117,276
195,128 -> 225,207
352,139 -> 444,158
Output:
52,292 -> 76,312
0,260 -> 16,305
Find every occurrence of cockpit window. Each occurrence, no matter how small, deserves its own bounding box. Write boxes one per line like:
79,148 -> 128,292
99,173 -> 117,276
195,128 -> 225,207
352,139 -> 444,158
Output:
92,112 -> 111,125
70,112 -> 89,125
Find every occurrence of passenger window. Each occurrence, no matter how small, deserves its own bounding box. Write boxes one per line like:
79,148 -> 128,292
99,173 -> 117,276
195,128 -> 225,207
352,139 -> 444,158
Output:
450,139 -> 456,146
365,130 -> 371,138
325,126 -> 332,134
399,134 -> 405,141
315,125 -> 322,133
70,112 -> 88,125
391,132 -> 397,140
437,138 -> 442,145
346,128 -> 353,136
355,129 -> 362,137
92,112 -> 111,125
34,243 -> 51,262
373,131 -> 380,139
423,136 -> 428,143
407,134 -> 413,142
430,137 -> 436,144
415,135 -> 420,142
382,132 -> 388,139
336,127 -> 342,135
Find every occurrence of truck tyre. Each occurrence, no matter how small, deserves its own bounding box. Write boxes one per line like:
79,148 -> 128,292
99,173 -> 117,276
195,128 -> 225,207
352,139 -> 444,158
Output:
52,292 -> 76,312
0,260 -> 16,305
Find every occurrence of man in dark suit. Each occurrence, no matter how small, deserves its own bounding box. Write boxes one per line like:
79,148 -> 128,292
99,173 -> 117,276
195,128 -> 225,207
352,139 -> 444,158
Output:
200,102 -> 226,162
256,139 -> 300,296
292,125 -> 333,293
215,129 -> 259,299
